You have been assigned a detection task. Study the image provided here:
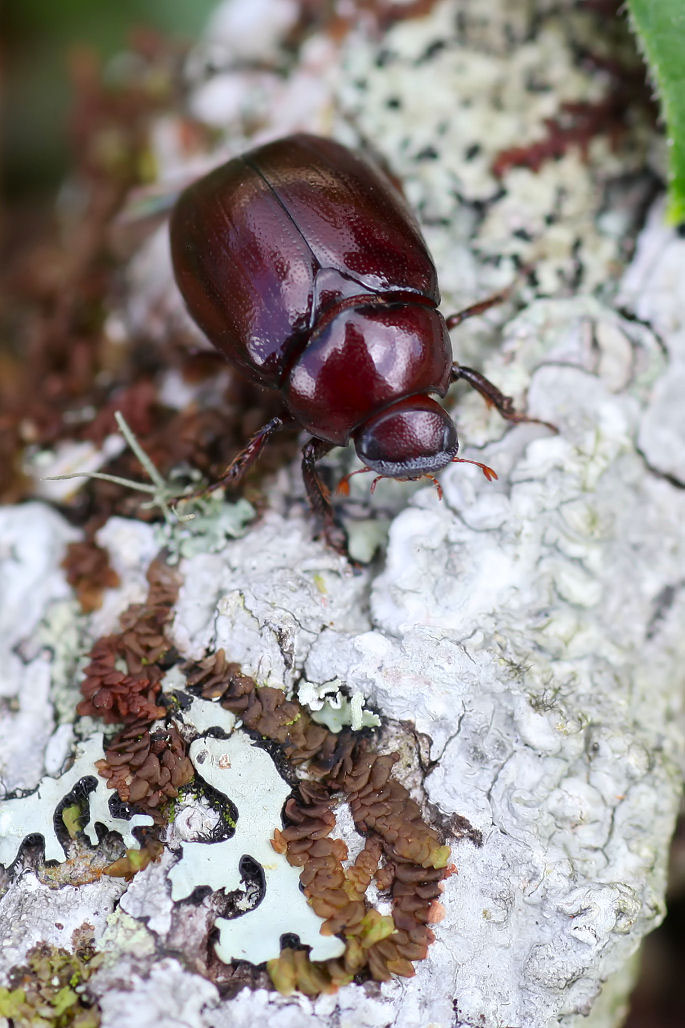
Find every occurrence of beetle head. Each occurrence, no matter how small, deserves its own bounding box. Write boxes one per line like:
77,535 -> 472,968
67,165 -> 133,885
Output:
353,395 -> 457,480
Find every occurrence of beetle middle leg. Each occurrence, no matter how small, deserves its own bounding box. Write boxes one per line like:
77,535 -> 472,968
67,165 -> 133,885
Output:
444,284 -> 513,330
177,413 -> 292,505
451,364 -> 556,431
217,413 -> 294,488
301,437 -> 347,555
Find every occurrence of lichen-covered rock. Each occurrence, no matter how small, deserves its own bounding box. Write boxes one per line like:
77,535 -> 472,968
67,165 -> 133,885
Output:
1,1 -> 684,1027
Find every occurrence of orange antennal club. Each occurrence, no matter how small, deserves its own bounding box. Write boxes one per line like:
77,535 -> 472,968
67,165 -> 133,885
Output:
336,466 -> 373,496
452,456 -> 498,481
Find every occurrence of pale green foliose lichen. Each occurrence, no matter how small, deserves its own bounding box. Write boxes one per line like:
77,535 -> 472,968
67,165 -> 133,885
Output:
154,496 -> 256,564
0,734 -> 153,868
169,699 -> 344,965
299,679 -> 381,733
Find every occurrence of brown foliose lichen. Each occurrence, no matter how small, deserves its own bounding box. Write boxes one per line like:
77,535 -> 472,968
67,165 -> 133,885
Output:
96,722 -> 193,820
62,537 -> 120,614
76,555 -> 193,847
184,649 -> 454,992
77,556 -> 179,723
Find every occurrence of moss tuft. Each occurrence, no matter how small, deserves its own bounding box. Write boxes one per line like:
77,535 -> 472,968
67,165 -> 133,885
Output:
2,941 -> 103,1027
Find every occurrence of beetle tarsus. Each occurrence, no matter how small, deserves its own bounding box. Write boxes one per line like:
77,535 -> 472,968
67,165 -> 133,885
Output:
451,364 -> 556,432
302,437 -> 348,556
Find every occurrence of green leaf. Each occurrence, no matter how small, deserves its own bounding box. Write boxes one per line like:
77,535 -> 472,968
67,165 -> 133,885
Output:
626,0 -> 685,223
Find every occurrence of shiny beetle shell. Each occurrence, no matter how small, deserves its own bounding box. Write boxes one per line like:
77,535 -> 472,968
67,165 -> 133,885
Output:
170,133 -> 542,549
170,134 -> 453,448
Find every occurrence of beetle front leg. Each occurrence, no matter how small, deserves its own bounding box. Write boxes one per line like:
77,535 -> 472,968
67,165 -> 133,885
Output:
301,437 -> 348,556
450,364 -> 556,431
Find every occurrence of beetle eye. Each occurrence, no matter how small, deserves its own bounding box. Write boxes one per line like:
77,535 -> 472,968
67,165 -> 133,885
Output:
361,437 -> 382,461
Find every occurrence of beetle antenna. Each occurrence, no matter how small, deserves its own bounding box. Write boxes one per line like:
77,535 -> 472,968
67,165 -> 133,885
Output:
451,456 -> 498,481
337,466 -> 372,495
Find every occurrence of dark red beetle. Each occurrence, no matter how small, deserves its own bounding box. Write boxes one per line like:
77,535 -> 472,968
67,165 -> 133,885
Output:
170,133 -> 547,550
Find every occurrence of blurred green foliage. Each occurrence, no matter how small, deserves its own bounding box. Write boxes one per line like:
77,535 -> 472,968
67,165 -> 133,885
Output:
2,0 -> 218,196
626,0 -> 685,223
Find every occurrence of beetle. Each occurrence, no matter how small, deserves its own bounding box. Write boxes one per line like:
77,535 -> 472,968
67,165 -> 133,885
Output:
170,133 -> 550,551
